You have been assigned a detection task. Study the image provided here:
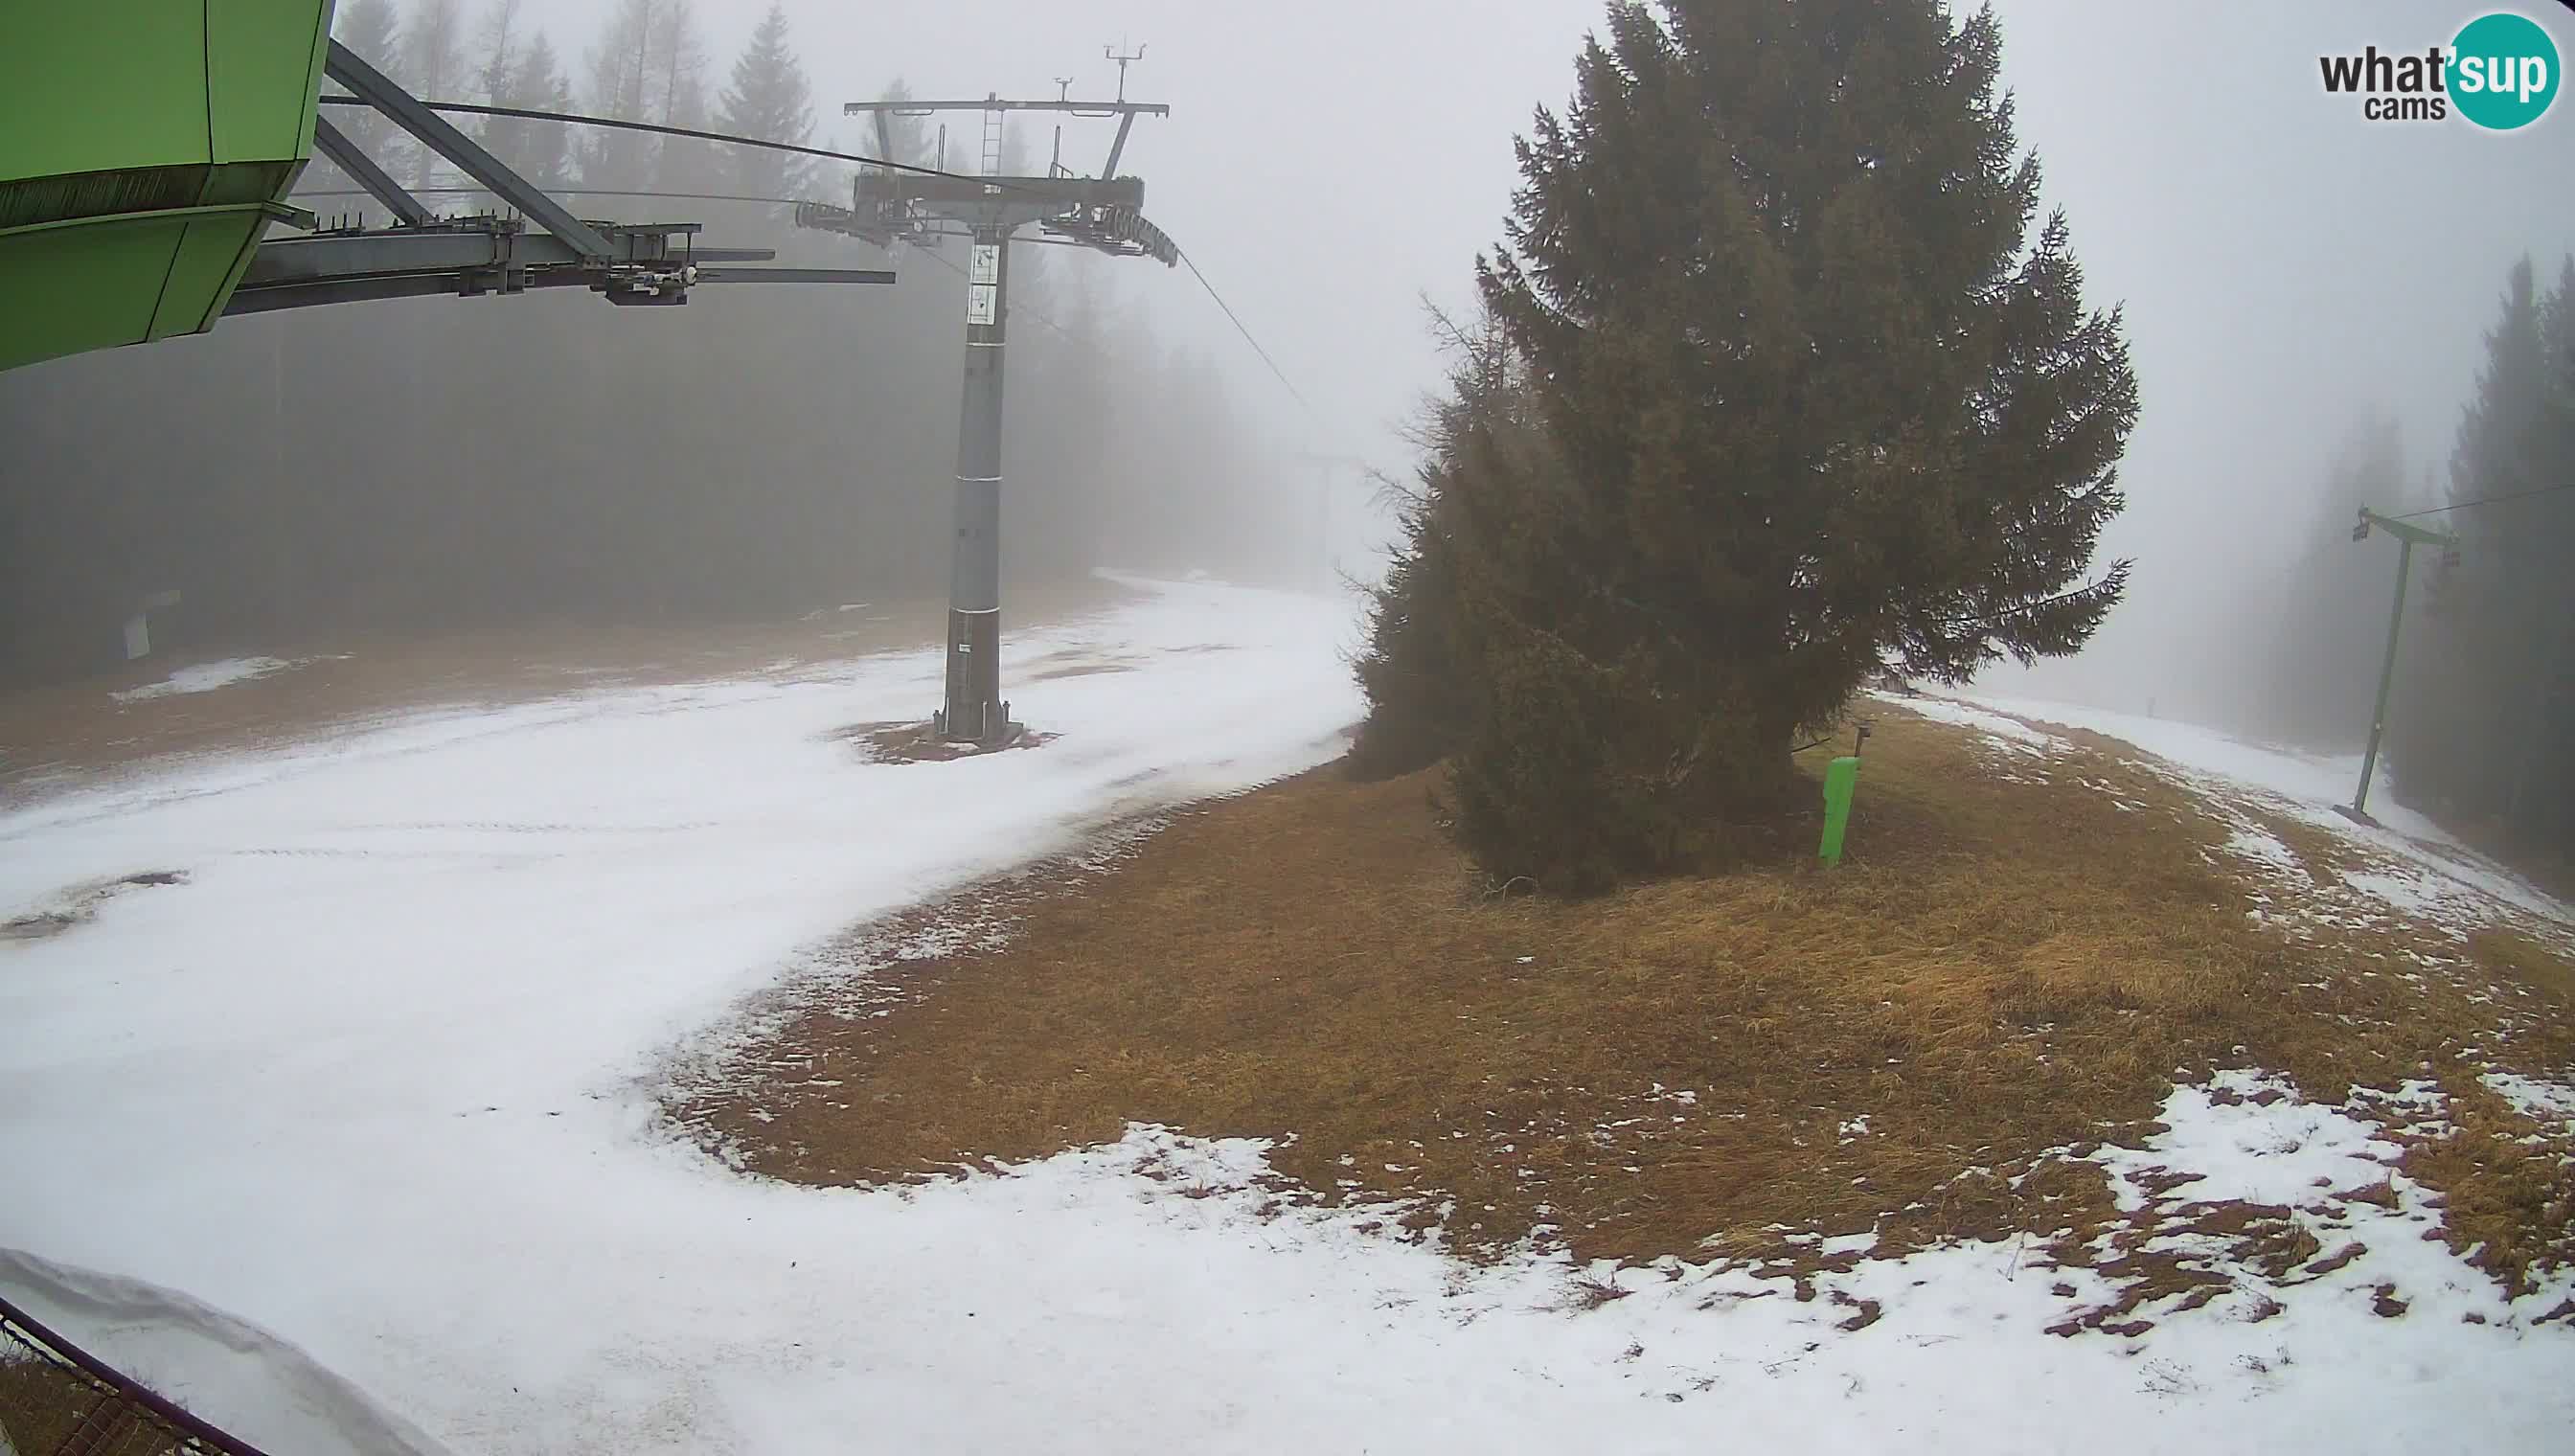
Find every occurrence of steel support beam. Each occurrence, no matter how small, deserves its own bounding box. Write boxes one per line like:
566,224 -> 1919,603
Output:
246,228 -> 536,282
309,116 -> 436,228
225,269 -> 562,314
2344,508 -> 2458,822
323,41 -> 615,260
231,218 -> 887,315
2352,535 -> 2414,822
1102,112 -> 1138,180
938,222 -> 1012,743
241,226 -> 781,284
226,263 -> 892,316
694,266 -> 896,284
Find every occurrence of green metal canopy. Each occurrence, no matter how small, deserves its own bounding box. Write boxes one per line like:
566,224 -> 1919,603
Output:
0,1 -> 334,374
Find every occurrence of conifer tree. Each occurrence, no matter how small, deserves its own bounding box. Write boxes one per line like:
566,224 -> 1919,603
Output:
2392,255 -> 2575,851
329,0 -> 403,159
2247,411 -> 2409,749
1359,0 -> 2139,889
717,4 -> 817,199
482,33 -> 571,190
399,0 -> 468,187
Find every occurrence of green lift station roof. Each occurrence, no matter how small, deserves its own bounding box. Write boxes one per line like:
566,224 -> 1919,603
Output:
1,1 -> 335,373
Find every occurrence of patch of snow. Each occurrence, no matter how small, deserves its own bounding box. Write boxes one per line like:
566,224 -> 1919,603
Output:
110,656 -> 304,703
2095,1071 -> 2387,1213
2337,866 -> 2472,922
2221,823 -> 2302,876
1872,692 -> 2066,753
2481,1072 -> 2575,1131
2077,1072 -> 2569,1354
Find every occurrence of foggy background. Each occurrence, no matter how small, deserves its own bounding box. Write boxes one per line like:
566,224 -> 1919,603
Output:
4,0 -> 2571,748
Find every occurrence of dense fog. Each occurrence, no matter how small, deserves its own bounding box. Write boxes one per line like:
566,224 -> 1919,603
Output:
0,0 -> 1339,684
3,0 -> 2571,854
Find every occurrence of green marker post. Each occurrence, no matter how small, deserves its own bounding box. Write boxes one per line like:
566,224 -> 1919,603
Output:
1819,756 -> 1861,866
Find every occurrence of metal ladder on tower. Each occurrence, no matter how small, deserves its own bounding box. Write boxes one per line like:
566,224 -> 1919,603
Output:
978,101 -> 1005,193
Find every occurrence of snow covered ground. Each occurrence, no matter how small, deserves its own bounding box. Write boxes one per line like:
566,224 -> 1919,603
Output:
4,591 -> 2571,1454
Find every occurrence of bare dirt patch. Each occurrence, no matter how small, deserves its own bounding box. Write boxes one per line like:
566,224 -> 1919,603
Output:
674,708 -> 2575,1302
1,871 -> 189,943
840,722 -> 1062,764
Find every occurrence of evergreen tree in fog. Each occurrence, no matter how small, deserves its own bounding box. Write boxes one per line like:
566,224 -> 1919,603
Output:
484,32 -> 573,192
2242,411 -> 2411,750
1356,0 -> 2138,892
325,0 -> 403,181
397,0 -> 467,188
2390,256 -> 2575,857
582,0 -> 677,191
717,5 -> 817,200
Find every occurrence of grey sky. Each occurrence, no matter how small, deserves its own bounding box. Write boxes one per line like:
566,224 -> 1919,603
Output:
485,1 -> 2573,701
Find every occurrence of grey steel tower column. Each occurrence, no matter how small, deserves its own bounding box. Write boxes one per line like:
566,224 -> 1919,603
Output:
943,224 -> 1010,741
814,81 -> 1174,748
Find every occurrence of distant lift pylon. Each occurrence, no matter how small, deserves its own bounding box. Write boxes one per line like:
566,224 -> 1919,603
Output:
2341,507 -> 2461,825
799,59 -> 1177,746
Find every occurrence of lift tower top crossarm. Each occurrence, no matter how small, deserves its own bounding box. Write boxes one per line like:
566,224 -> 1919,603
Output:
843,98 -> 1170,117
2354,507 -> 2458,551
841,96 -> 1167,185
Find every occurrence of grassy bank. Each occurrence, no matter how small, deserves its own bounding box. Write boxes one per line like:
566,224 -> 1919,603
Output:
675,702 -> 2575,1306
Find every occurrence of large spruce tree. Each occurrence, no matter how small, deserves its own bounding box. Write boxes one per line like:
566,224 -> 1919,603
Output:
1360,0 -> 2139,890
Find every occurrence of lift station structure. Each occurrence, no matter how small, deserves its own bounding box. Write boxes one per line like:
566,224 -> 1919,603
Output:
798,54 -> 1178,746
3,8 -> 889,375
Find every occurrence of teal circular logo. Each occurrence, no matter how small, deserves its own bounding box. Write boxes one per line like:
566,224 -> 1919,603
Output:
2449,11 -> 2561,130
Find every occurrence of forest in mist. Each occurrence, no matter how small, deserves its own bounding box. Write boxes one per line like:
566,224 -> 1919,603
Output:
2193,252 -> 2575,861
0,0 -> 1312,686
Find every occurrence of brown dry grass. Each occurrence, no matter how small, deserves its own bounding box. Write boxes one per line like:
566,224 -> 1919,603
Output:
673,706 -> 2575,1295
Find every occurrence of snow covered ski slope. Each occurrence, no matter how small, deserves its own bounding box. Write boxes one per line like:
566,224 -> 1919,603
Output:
2,590 -> 2569,1453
